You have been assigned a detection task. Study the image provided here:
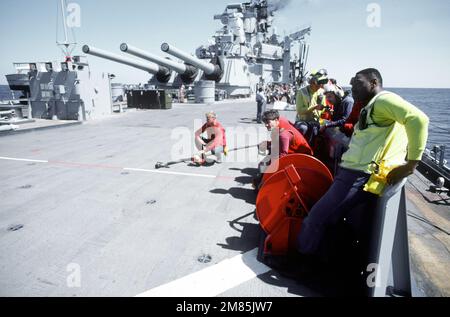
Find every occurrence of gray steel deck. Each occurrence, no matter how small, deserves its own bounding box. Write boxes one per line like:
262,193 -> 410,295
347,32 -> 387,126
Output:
0,100 -> 448,297
0,100 -> 309,297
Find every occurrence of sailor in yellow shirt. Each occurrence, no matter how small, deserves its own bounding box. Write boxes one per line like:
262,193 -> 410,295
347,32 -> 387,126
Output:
296,69 -> 328,121
295,69 -> 329,144
296,87 -> 325,121
296,68 -> 429,270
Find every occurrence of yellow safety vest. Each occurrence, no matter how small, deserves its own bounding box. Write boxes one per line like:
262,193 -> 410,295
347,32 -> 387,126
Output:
341,91 -> 409,174
296,87 -> 325,122
296,86 -> 311,121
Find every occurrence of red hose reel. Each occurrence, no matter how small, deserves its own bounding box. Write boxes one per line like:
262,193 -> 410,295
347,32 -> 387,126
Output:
256,154 -> 333,256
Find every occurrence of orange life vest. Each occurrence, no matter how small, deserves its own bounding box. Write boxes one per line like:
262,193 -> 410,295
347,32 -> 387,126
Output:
279,117 -> 313,155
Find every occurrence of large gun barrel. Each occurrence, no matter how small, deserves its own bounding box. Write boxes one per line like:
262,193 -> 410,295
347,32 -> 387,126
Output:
82,45 -> 172,83
161,43 -> 223,82
120,43 -> 198,84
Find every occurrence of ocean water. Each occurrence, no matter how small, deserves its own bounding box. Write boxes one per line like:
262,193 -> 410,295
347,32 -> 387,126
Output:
1,85 -> 449,160
389,88 -> 450,162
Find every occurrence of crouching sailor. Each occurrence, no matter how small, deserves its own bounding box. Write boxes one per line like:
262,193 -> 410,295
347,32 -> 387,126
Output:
193,111 -> 227,165
296,68 -> 429,270
253,109 -> 313,188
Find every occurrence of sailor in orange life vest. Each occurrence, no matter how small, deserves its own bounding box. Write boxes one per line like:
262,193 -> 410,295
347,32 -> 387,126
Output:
259,109 -> 313,159
296,68 -> 429,269
253,110 -> 313,188
193,111 -> 227,165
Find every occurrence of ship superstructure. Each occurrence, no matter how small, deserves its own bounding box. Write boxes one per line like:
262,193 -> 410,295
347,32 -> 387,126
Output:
83,0 -> 311,98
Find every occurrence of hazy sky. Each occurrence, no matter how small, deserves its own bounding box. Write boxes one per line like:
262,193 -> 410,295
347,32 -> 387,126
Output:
0,0 -> 449,88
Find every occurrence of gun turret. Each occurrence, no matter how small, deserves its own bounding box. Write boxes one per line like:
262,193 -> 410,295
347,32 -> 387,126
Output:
82,45 -> 172,83
161,43 -> 223,82
120,43 -> 198,84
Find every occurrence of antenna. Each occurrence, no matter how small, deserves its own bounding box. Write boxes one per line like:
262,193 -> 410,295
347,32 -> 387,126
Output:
56,0 -> 77,62
61,0 -> 69,44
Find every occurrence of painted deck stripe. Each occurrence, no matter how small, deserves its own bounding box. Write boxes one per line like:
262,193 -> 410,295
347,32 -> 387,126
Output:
0,156 -> 48,163
0,156 -> 220,179
124,167 -> 217,179
49,160 -> 123,170
136,248 -> 271,297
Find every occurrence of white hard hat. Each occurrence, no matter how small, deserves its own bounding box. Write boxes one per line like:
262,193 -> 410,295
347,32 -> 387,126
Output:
323,84 -> 344,98
310,68 -> 329,84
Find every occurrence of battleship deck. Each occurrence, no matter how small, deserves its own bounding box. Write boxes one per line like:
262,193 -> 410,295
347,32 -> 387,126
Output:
0,100 -> 448,297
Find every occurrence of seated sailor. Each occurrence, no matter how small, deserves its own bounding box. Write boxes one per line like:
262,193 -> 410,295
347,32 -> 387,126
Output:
193,111 -> 227,165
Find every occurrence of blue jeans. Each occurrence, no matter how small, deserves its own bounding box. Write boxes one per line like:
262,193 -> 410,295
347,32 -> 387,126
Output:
297,167 -> 377,257
257,101 -> 266,123
294,120 -> 320,146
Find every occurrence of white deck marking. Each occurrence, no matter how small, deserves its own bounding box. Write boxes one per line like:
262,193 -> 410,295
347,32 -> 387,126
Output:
0,156 -> 48,163
124,167 -> 217,179
136,248 -> 271,297
0,156 -> 219,179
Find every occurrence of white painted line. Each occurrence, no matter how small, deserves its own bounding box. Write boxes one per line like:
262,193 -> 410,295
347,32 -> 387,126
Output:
136,248 -> 271,297
124,168 -> 217,179
0,156 -> 48,163
0,156 -> 219,179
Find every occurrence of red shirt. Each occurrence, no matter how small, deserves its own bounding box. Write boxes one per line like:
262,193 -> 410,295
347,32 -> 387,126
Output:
342,101 -> 363,137
278,117 -> 313,156
196,121 -> 227,150
320,100 -> 334,121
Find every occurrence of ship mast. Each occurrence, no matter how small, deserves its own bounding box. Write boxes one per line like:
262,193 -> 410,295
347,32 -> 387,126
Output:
56,0 -> 77,62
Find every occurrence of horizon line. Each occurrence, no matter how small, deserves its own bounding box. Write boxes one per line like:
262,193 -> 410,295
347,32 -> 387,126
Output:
0,82 -> 449,90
